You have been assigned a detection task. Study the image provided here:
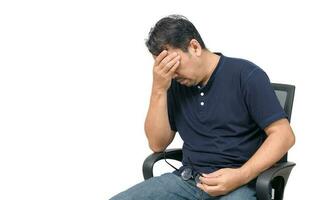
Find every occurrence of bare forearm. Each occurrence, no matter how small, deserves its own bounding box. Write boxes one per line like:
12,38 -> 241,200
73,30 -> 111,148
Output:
145,50 -> 180,152
144,89 -> 174,152
240,120 -> 295,183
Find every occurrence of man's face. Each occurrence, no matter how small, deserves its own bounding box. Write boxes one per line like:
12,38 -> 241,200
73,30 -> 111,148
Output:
165,47 -> 200,87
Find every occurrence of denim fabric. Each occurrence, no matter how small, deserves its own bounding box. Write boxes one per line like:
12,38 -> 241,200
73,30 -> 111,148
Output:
110,173 -> 256,200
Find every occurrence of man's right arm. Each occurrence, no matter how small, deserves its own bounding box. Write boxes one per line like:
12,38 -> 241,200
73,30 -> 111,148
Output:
144,50 -> 180,152
144,89 -> 175,152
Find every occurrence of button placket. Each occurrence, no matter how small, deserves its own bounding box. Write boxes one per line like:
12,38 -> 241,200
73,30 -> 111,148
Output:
199,91 -> 205,106
196,85 -> 206,108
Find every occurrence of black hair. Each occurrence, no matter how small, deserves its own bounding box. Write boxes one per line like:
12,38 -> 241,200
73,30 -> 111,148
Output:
145,14 -> 206,56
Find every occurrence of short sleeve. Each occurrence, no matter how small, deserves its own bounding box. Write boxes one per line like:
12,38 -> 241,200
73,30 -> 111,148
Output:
167,86 -> 177,132
242,68 -> 288,130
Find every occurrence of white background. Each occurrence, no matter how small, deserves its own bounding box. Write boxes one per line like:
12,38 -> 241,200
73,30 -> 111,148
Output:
0,0 -> 310,199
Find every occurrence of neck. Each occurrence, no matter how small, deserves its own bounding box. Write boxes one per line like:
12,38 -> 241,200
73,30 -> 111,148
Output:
200,51 -> 220,86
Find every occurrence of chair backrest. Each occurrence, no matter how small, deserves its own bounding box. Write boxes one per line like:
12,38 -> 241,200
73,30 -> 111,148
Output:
272,83 -> 295,122
271,83 -> 295,162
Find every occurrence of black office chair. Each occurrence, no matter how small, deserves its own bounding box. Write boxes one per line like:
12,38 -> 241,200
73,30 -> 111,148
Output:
143,83 -> 295,200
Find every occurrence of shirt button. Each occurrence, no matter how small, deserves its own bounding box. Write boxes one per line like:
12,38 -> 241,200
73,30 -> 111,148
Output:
197,85 -> 201,89
200,102 -> 204,106
200,92 -> 204,96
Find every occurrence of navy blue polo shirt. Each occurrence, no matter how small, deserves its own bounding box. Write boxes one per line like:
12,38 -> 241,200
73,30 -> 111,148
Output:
168,53 -> 287,174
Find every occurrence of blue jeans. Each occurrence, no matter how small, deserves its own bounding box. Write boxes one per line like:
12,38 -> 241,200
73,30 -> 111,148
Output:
110,173 -> 256,200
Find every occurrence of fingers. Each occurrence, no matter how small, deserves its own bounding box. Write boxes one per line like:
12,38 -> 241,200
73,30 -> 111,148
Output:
196,183 -> 221,197
199,176 -> 218,186
154,50 -> 180,79
196,183 -> 205,191
167,60 -> 180,76
197,183 -> 217,191
160,52 -> 178,67
160,54 -> 180,74
152,50 -> 180,91
155,51 -> 180,71
155,50 -> 168,66
202,170 -> 222,178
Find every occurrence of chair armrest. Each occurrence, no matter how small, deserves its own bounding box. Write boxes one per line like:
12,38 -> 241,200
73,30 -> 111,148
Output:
142,148 -> 182,180
256,161 -> 296,200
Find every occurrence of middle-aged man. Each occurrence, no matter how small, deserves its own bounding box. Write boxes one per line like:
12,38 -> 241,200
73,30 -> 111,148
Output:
110,14 -> 295,200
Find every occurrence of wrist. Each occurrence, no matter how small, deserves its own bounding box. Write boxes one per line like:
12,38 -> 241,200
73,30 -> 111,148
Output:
151,86 -> 167,96
239,166 -> 253,184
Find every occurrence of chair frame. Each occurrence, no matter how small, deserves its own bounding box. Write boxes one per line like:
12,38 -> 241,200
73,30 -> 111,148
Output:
142,83 -> 296,200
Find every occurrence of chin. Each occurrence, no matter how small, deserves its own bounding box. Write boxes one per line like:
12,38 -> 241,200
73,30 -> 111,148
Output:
183,81 -> 195,87
177,78 -> 195,87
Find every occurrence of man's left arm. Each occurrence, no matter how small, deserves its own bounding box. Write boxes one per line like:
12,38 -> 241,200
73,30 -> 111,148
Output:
197,118 -> 295,196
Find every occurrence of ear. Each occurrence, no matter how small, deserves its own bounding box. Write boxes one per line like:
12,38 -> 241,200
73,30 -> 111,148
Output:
188,39 -> 202,56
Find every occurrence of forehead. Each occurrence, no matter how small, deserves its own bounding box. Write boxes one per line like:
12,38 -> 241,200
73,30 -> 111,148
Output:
152,47 -> 187,59
166,47 -> 183,54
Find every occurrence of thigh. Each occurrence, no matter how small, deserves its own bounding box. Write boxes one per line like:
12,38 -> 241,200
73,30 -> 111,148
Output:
110,173 -> 202,200
217,185 -> 256,200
